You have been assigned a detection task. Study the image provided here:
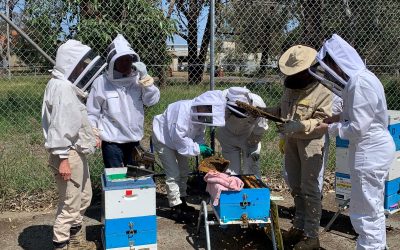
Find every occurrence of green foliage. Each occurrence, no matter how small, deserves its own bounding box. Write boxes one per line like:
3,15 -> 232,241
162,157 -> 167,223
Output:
73,0 -> 176,73
17,0 -> 177,77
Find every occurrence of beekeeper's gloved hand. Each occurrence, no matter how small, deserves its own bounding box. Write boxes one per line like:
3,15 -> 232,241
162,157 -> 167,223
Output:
133,62 -> 147,79
199,144 -> 213,158
248,142 -> 261,161
278,120 -> 305,134
133,62 -> 154,87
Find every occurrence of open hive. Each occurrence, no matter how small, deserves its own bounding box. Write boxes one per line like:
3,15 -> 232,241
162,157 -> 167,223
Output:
199,156 -> 230,173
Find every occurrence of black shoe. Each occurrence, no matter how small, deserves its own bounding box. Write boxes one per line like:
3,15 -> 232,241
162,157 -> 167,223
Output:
170,204 -> 185,221
53,240 -> 69,250
180,197 -> 196,212
285,227 -> 304,246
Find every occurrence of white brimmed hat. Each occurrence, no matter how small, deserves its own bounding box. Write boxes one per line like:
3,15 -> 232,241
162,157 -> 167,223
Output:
279,45 -> 317,76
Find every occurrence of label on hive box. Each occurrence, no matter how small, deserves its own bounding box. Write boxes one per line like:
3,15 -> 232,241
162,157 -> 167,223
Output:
335,172 -> 351,201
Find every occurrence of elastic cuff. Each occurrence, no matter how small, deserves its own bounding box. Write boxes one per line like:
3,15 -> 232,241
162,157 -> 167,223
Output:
70,226 -> 82,236
169,197 -> 182,207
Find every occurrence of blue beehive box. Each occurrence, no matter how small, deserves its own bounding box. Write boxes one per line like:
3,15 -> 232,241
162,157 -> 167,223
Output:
214,186 -> 270,223
388,123 -> 400,151
335,110 -> 400,150
384,177 -> 400,211
336,136 -> 349,148
101,168 -> 157,250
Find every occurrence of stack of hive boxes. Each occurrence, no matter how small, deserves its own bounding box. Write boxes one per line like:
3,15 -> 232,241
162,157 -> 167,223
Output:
101,167 -> 157,250
335,110 -> 400,213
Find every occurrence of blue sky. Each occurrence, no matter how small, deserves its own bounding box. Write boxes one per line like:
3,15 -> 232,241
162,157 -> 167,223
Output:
161,0 -> 209,46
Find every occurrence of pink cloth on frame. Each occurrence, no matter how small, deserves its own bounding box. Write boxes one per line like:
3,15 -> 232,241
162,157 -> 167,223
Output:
204,171 -> 244,206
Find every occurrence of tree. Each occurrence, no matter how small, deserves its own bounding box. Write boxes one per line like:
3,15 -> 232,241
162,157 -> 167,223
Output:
217,0 -> 290,76
167,0 -> 215,85
14,0 -> 176,81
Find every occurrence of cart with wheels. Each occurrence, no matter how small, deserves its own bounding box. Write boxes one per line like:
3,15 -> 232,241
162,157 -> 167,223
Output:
196,175 -> 282,250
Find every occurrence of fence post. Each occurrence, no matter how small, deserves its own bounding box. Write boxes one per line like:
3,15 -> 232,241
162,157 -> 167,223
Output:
6,2 -> 11,80
210,0 -> 216,152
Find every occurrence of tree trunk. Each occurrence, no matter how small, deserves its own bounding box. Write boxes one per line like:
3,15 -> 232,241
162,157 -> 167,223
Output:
258,48 -> 269,76
187,1 -> 200,84
302,0 -> 323,48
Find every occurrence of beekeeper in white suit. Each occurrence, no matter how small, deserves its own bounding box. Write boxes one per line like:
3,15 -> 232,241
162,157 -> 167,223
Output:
216,87 -> 268,177
152,90 -> 226,220
87,34 -> 160,168
312,34 -> 396,250
42,40 -> 106,250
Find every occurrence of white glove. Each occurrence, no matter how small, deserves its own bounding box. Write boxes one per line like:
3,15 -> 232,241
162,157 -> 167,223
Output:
278,120 -> 306,134
248,142 -> 261,161
132,62 -> 148,79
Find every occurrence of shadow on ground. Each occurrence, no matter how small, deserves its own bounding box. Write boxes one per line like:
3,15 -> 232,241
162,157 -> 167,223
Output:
18,225 -> 53,250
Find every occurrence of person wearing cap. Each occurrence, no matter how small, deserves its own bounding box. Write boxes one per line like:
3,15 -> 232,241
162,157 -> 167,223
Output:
216,87 -> 268,177
265,45 -> 332,249
42,40 -> 104,249
312,34 -> 395,250
152,90 -> 226,220
87,34 -> 160,168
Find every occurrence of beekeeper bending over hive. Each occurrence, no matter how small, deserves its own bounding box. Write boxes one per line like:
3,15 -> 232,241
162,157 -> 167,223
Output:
152,90 -> 226,220
216,87 -> 268,177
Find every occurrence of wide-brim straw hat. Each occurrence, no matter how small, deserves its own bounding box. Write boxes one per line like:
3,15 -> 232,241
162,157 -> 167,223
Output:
279,45 -> 317,76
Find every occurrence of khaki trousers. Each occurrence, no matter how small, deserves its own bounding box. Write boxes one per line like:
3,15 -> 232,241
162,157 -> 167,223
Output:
49,150 -> 92,243
285,136 -> 323,238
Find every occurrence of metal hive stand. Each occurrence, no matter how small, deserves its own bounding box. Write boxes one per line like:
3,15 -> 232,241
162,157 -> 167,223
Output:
196,200 -> 279,250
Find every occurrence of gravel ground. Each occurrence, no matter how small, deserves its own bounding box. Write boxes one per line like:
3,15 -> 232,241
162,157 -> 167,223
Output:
1,190 -> 400,250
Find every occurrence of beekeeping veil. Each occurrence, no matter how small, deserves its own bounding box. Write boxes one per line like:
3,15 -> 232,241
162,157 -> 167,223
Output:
309,34 -> 366,97
53,39 -> 106,93
225,87 -> 252,118
190,90 -> 226,126
105,34 -> 140,81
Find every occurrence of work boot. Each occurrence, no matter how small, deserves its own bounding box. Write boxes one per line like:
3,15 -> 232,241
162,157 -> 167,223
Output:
170,204 -> 185,222
285,227 -> 304,246
293,236 -> 320,250
180,197 -> 196,212
69,225 -> 97,250
53,241 -> 69,250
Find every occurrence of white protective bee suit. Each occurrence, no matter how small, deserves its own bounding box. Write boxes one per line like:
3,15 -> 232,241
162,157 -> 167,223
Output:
316,34 -> 395,250
216,87 -> 268,177
42,40 -> 105,245
87,34 -> 160,144
152,90 -> 226,207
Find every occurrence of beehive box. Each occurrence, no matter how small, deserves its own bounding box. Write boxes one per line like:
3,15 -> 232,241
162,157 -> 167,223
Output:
213,176 -> 270,224
101,168 -> 157,250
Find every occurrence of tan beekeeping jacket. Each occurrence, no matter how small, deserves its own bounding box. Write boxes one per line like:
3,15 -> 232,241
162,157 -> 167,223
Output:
269,81 -> 332,140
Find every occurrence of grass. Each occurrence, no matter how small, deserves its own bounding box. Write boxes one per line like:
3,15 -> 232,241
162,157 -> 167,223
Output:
0,74 -> 398,207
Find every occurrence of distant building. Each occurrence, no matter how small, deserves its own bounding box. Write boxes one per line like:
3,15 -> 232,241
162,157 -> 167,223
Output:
167,41 -> 277,73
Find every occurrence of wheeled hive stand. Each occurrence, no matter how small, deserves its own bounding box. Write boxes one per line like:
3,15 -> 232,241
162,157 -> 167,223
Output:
196,175 -> 282,250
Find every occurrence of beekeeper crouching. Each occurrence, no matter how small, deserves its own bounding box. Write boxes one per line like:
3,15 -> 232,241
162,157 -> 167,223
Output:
216,87 -> 268,177
152,90 -> 226,220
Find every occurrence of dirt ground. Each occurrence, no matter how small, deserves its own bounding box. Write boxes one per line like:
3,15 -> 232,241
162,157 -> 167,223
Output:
1,190 -> 400,250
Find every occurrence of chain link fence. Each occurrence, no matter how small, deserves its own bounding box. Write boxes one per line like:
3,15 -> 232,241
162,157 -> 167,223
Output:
0,0 -> 399,206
